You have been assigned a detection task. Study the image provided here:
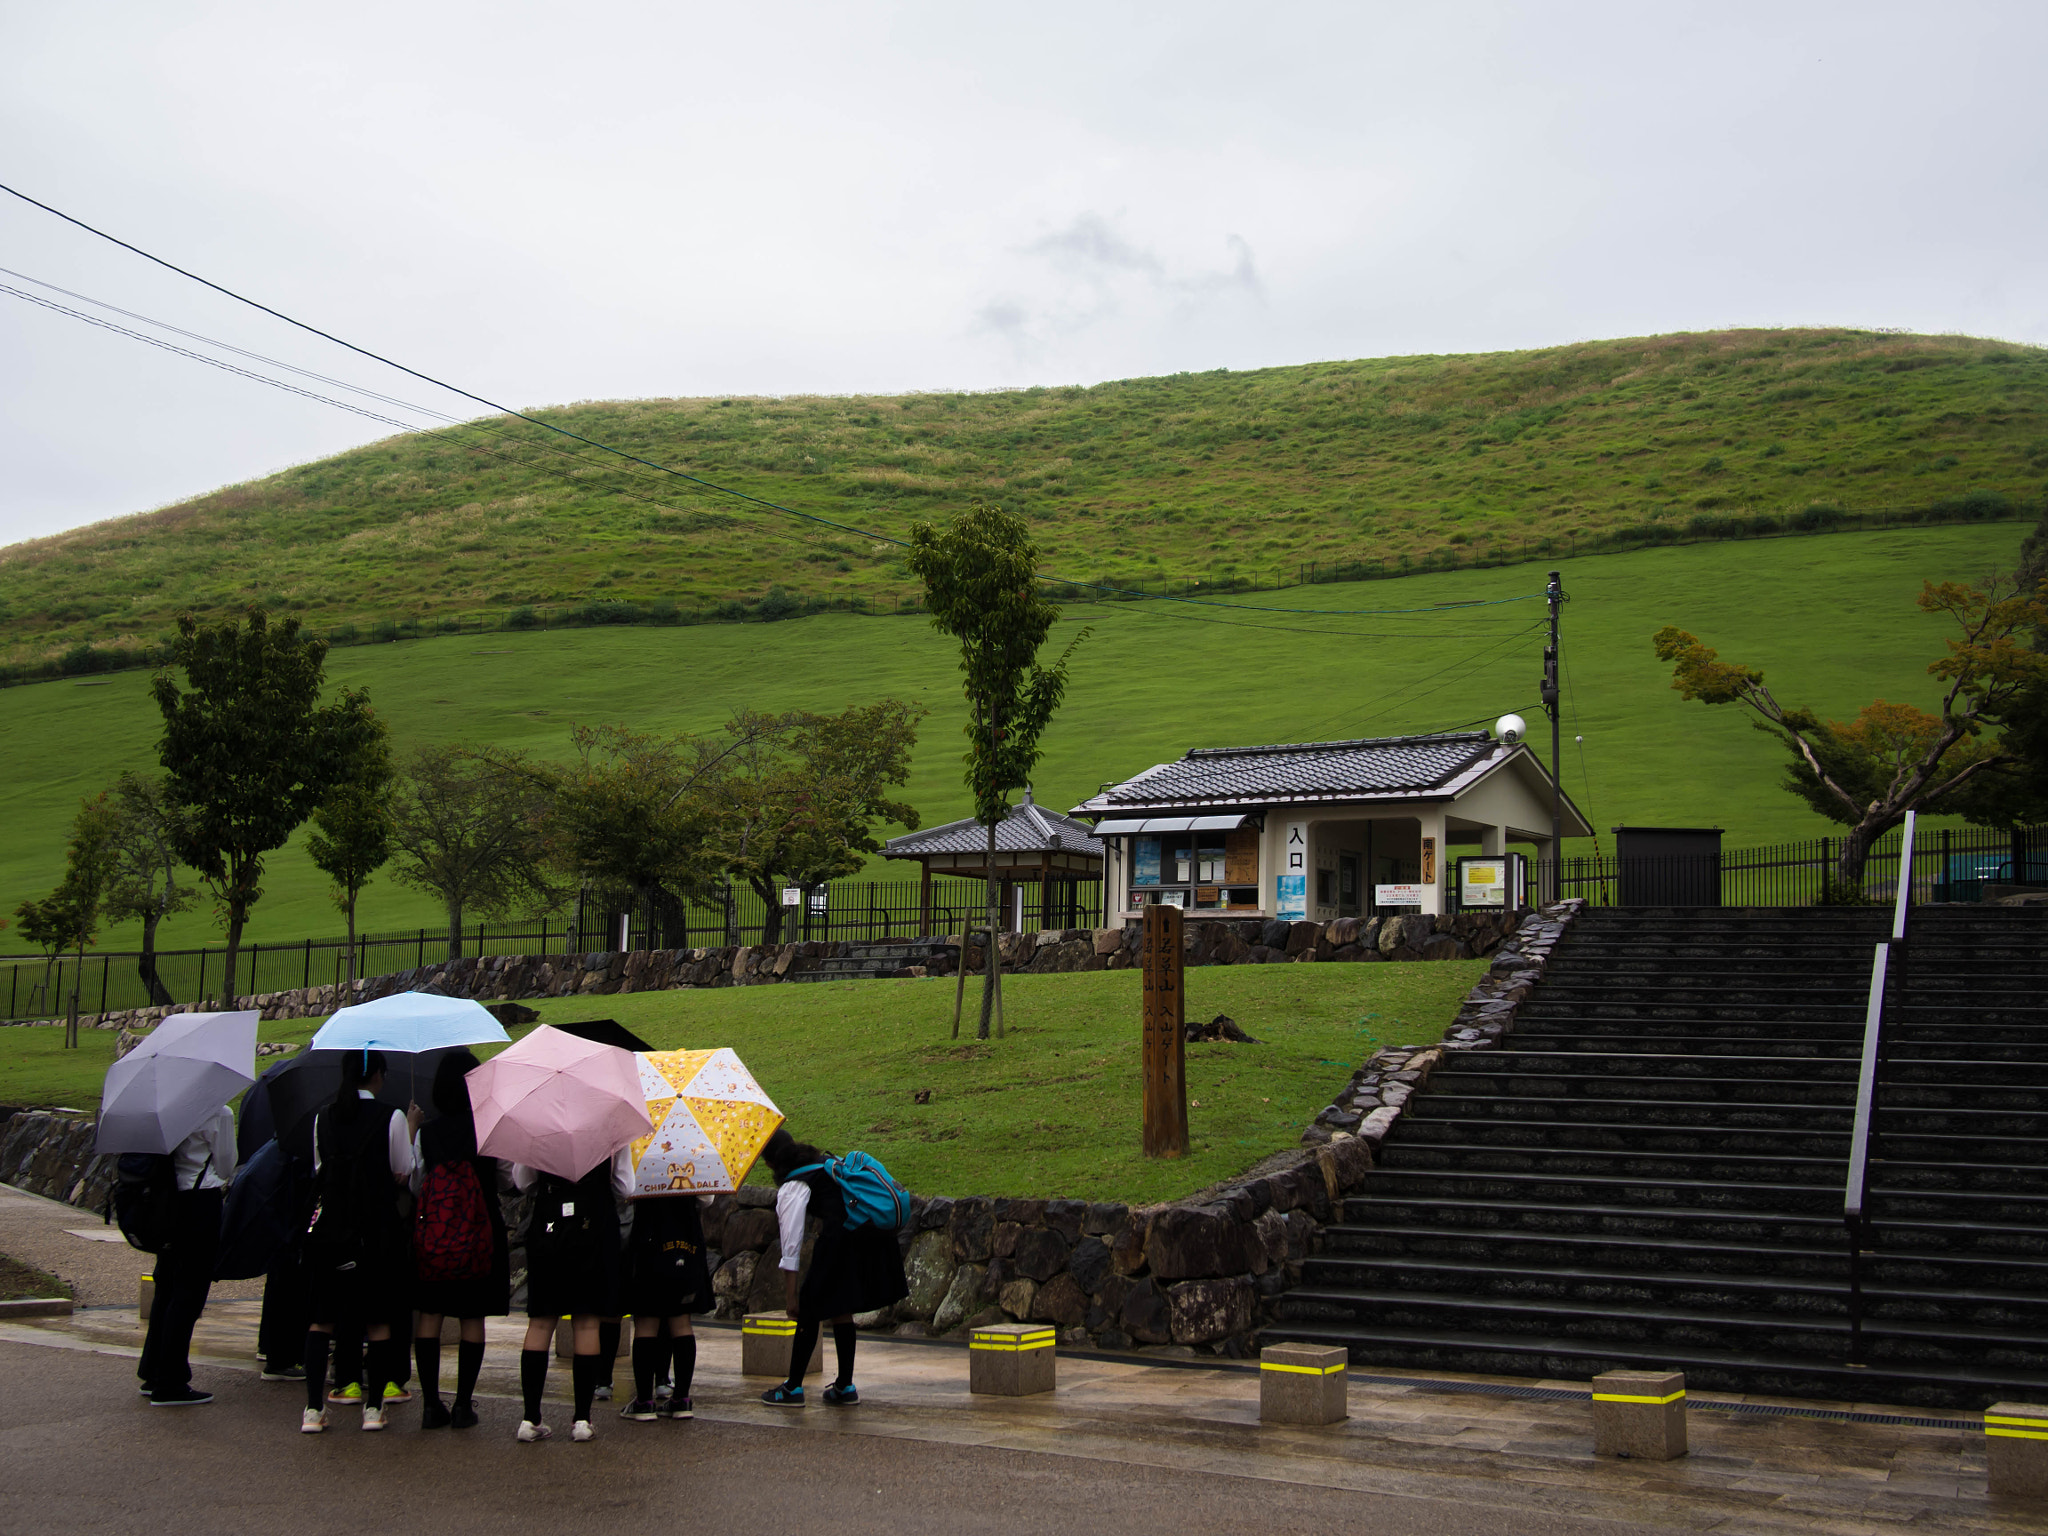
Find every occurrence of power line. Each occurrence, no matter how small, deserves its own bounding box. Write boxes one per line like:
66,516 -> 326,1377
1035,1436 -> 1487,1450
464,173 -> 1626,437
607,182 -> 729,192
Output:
1,180 -> 1546,618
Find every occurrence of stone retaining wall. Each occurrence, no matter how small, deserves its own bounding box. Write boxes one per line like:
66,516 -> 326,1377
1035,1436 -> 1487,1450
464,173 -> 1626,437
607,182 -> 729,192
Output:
0,901 -> 1582,1358
8,907 -> 1526,1034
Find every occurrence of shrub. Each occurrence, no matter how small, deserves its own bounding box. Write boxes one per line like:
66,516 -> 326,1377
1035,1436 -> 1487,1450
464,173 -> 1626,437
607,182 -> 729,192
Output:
647,598 -> 681,624
754,585 -> 800,621
58,643 -> 113,676
371,620 -> 401,643
506,606 -> 541,630
571,600 -> 643,626
1791,503 -> 1847,531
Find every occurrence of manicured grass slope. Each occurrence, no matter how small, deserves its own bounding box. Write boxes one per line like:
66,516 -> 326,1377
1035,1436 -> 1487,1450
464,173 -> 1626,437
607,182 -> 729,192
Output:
2,328 -> 2043,655
0,962 -> 1480,1203
0,521 -> 2022,954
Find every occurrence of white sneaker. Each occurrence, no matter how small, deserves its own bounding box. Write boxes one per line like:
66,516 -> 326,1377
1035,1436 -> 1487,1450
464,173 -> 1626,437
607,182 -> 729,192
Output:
361,1404 -> 386,1432
300,1408 -> 327,1434
571,1419 -> 595,1443
593,1384 -> 612,1401
516,1419 -> 552,1443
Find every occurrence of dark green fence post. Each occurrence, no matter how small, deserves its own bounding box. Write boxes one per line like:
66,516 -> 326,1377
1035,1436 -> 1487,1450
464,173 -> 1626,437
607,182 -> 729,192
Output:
100,953 -> 110,1015
304,938 -> 312,988
197,949 -> 206,1006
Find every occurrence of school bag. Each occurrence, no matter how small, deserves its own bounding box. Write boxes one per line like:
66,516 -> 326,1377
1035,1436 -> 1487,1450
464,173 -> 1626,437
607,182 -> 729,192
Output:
415,1159 -> 494,1282
106,1151 -> 196,1254
213,1137 -> 300,1280
793,1151 -> 912,1232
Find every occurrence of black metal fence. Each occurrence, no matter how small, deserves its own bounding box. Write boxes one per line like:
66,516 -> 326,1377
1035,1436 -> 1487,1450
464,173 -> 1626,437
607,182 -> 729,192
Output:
1536,823 -> 2046,908
0,877 -> 1103,1022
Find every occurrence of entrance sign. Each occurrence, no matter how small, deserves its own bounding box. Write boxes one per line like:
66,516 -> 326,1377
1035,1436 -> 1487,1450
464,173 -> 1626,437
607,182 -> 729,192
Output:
1458,858 -> 1507,908
1375,883 -> 1423,908
1140,904 -> 1189,1159
780,887 -> 801,907
1277,821 -> 1308,919
1421,836 -> 1437,884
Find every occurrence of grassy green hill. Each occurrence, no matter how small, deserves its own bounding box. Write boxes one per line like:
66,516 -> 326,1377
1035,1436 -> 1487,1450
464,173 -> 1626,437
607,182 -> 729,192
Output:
1,328 -> 2043,664
0,520 -> 2025,955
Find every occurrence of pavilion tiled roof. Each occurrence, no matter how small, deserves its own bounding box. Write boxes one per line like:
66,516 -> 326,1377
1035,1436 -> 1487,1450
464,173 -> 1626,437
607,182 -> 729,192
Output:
882,792 -> 1104,860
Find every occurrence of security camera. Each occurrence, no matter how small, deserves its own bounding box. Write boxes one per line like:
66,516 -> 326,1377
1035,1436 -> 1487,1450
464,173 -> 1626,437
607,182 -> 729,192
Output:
1495,713 -> 1527,746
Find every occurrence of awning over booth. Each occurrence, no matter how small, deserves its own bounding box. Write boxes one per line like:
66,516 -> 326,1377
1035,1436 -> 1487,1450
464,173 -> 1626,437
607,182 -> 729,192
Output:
1090,813 -> 1257,836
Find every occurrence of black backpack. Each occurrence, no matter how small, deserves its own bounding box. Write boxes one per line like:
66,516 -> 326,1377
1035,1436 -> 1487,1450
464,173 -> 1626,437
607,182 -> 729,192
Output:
107,1151 -> 206,1254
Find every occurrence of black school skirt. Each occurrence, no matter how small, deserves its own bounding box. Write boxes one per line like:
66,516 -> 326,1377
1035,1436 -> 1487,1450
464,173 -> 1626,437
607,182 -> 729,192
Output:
797,1223 -> 909,1322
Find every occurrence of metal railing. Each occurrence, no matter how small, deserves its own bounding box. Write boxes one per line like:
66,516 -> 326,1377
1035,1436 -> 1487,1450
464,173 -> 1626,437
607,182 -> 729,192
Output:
1843,810 -> 1916,1365
0,876 -> 1102,1022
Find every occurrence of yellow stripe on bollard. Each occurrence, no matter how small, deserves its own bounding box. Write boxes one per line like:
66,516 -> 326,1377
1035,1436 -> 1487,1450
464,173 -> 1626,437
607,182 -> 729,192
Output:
1986,1413 -> 2048,1441
1592,1389 -> 1686,1405
744,1320 -> 799,1335
1261,1360 -> 1348,1376
971,1331 -> 1056,1351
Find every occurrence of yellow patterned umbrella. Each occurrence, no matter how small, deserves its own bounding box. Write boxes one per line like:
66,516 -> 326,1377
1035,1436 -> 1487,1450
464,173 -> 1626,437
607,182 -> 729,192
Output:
627,1048 -> 783,1195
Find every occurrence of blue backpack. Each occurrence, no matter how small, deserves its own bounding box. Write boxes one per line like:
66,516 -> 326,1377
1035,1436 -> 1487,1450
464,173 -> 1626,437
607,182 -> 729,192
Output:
794,1151 -> 911,1232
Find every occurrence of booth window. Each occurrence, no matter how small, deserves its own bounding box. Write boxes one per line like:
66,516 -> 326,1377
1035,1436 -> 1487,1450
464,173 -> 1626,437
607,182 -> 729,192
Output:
1130,832 -> 1259,910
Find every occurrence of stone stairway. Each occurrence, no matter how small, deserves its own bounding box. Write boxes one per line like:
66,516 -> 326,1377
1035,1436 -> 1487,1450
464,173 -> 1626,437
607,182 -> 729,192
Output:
789,938 -> 958,983
1265,903 -> 2048,1410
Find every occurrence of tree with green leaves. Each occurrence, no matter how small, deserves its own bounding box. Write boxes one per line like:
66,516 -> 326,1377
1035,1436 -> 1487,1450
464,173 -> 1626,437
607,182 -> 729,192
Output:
1653,574 -> 2048,894
907,501 -> 1086,1039
389,745 -> 557,960
307,722 -> 394,983
710,702 -> 926,946
12,793 -> 122,1044
152,608 -> 380,1004
103,771 -> 198,1007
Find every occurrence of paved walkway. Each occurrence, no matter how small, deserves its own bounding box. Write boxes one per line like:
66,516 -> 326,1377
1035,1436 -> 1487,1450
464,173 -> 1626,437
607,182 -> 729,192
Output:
3,1179 -> 2039,1533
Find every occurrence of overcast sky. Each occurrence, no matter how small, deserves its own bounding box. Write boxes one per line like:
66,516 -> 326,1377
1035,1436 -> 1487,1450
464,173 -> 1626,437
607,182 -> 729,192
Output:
3,1 -> 2044,546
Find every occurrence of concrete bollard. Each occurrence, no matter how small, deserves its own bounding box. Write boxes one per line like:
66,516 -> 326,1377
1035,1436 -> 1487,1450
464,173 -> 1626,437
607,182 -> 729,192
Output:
1986,1402 -> 2048,1498
1591,1370 -> 1687,1460
741,1312 -> 823,1378
1258,1343 -> 1349,1425
968,1323 -> 1057,1396
138,1272 -> 152,1325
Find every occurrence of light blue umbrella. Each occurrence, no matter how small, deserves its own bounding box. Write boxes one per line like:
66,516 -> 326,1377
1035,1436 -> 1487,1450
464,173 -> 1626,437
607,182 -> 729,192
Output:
309,991 -> 510,1056
95,1009 -> 260,1155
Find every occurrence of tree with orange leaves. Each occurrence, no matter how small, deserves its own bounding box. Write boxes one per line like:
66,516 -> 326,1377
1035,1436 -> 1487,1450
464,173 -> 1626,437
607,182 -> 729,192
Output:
1652,575 -> 2048,893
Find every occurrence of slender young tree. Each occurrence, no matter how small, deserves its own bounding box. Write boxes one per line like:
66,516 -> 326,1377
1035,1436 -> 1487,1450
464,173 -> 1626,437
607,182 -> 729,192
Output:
152,608 -> 379,1004
1654,574 -> 2048,892
907,501 -> 1086,1039
102,772 -> 198,1007
13,794 -> 122,1044
388,745 -> 556,959
306,723 -> 394,983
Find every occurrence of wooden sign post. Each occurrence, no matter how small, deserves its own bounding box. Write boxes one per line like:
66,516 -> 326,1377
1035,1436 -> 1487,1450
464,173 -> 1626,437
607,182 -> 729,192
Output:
1141,904 -> 1189,1158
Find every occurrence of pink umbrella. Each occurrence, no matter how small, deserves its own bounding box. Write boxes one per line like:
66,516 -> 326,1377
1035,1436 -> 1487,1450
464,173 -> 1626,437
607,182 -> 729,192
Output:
468,1025 -> 652,1180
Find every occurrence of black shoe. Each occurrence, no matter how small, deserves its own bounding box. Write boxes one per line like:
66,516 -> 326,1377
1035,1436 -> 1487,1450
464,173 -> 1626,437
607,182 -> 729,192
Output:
667,1395 -> 694,1420
450,1403 -> 480,1430
421,1399 -> 453,1429
822,1382 -> 858,1406
149,1388 -> 214,1407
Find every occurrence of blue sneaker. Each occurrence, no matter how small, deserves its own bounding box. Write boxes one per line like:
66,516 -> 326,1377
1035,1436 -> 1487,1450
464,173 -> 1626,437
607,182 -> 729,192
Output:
822,1382 -> 858,1406
760,1384 -> 804,1406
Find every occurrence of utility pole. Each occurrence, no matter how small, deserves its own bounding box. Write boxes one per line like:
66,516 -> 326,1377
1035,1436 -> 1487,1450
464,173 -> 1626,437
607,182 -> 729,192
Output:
1541,569 -> 1565,902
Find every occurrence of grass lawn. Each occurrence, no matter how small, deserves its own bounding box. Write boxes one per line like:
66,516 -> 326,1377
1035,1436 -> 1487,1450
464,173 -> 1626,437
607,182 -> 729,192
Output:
0,520 -> 2025,959
0,961 -> 1483,1205
0,1253 -> 69,1302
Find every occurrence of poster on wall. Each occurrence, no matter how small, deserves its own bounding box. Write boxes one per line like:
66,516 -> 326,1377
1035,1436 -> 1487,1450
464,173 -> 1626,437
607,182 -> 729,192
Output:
1458,858 -> 1507,908
1276,873 -> 1306,920
1133,837 -> 1161,886
1375,883 -> 1423,908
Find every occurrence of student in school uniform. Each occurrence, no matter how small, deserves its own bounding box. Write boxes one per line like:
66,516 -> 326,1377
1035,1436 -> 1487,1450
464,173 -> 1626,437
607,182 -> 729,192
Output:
409,1050 -> 511,1430
511,1146 -> 634,1443
759,1128 -> 908,1407
616,1191 -> 713,1421
299,1051 -> 421,1434
137,1098 -> 236,1406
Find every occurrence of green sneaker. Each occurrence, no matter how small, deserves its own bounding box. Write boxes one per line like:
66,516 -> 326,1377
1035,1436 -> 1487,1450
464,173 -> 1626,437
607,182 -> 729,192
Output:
327,1382 -> 363,1406
382,1383 -> 413,1404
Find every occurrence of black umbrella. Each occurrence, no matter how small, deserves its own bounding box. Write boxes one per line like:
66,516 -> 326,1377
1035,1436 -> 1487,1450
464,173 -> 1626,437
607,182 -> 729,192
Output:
240,1046 -> 462,1160
551,1017 -> 655,1053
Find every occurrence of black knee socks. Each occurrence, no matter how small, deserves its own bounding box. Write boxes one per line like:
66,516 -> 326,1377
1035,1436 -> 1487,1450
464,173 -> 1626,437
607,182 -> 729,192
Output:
415,1338 -> 442,1405
632,1337 -> 662,1404
596,1320 -> 620,1387
670,1334 -> 697,1398
364,1336 -> 396,1401
521,1347 -> 549,1423
571,1353 -> 598,1422
304,1332 -> 331,1414
454,1339 -> 485,1410
785,1317 -> 820,1391
833,1321 -> 857,1387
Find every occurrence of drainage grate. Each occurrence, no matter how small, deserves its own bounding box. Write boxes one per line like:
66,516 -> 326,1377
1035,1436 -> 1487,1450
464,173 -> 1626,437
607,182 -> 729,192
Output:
1348,1371 -> 1976,1429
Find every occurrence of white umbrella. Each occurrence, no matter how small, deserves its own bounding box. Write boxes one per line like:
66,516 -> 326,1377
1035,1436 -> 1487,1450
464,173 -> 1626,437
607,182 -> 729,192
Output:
95,1009 -> 260,1155
309,991 -> 510,1056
